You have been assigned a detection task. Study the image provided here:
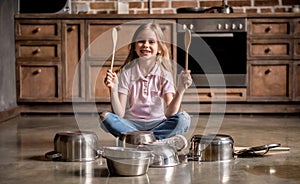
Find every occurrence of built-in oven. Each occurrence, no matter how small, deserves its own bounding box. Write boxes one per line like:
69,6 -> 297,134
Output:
177,18 -> 247,88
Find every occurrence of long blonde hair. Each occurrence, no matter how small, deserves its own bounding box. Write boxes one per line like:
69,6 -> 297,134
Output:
119,23 -> 172,73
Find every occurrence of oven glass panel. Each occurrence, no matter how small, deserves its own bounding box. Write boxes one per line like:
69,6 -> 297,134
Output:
177,32 -> 247,87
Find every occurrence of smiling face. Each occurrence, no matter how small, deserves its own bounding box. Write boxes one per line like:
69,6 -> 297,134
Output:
134,28 -> 161,61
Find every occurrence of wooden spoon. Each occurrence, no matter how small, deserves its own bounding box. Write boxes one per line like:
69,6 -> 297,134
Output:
110,27 -> 118,71
184,28 -> 191,70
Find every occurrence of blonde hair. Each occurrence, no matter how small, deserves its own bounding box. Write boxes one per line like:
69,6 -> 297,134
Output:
118,23 -> 172,73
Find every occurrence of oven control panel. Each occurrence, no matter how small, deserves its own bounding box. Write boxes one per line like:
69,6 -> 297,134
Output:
178,18 -> 246,32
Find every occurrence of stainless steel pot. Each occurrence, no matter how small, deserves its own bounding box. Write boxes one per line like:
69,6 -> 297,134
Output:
188,134 -> 234,162
45,131 -> 99,162
118,131 -> 156,148
138,142 -> 180,167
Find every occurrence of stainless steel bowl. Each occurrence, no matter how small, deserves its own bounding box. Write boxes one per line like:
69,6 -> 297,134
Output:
106,157 -> 151,176
45,131 -> 99,162
103,147 -> 153,176
119,131 -> 156,148
138,142 -> 180,167
188,134 -> 234,162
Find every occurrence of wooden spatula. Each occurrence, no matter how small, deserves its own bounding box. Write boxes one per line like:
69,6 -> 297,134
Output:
184,28 -> 191,70
111,27 -> 118,71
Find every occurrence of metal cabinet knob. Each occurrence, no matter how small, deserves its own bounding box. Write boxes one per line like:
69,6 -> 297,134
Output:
32,27 -> 41,34
32,48 -> 41,55
264,48 -> 271,54
265,26 -> 272,33
67,26 -> 76,32
265,69 -> 272,75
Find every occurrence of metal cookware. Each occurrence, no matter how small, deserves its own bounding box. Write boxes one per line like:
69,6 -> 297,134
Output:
188,134 -> 234,162
138,142 -> 180,167
45,131 -> 99,162
118,131 -> 157,147
103,146 -> 153,176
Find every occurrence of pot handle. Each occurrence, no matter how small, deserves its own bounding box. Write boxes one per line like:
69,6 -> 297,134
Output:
45,151 -> 62,160
235,143 -> 281,157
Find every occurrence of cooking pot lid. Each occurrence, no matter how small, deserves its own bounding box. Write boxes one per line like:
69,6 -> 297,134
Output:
191,134 -> 234,144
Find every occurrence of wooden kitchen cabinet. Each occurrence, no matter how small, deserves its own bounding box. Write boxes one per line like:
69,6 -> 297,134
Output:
15,20 -> 62,102
247,18 -> 295,101
85,19 -> 176,101
294,61 -> 300,101
16,62 -> 61,102
248,61 -> 292,101
62,20 -> 85,102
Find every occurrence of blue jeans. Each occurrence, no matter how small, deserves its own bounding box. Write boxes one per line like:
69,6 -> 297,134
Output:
100,111 -> 191,140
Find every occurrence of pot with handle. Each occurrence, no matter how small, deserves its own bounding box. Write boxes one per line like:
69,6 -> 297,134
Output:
45,131 -> 100,162
188,134 -> 234,162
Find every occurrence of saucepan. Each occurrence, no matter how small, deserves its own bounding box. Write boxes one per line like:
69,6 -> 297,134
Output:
188,134 -> 282,161
45,131 -> 100,162
188,134 -> 235,162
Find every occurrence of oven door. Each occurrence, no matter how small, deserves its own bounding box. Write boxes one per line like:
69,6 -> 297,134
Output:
177,32 -> 247,87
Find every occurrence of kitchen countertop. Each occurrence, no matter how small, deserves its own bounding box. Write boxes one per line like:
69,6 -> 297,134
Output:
15,13 -> 300,19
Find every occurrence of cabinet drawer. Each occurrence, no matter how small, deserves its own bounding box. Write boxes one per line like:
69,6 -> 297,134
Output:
16,41 -> 61,61
15,20 -> 61,40
183,88 -> 246,102
248,39 -> 292,59
248,62 -> 291,101
248,19 -> 291,36
17,63 -> 62,102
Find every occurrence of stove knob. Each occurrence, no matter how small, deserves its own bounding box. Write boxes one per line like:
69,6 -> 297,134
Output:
231,24 -> 237,30
189,24 -> 194,30
224,24 -> 229,30
217,24 -> 222,30
238,23 -> 244,30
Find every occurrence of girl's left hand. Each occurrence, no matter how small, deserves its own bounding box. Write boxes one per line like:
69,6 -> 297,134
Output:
177,70 -> 192,94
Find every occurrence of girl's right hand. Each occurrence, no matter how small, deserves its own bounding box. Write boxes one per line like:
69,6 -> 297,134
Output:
104,70 -> 118,92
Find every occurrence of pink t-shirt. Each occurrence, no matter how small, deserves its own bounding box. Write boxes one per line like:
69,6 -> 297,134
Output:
118,61 -> 175,122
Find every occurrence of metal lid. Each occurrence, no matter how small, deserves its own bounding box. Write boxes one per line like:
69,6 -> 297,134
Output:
191,134 -> 234,144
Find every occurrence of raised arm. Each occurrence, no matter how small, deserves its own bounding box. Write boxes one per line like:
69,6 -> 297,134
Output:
164,70 -> 192,117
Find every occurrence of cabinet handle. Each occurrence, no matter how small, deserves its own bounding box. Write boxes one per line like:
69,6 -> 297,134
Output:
264,47 -> 271,54
33,69 -> 42,75
161,26 -> 167,32
67,26 -> 76,32
265,69 -> 272,75
208,92 -> 215,97
116,26 -> 121,31
265,26 -> 272,33
32,27 -> 41,34
32,48 -> 41,55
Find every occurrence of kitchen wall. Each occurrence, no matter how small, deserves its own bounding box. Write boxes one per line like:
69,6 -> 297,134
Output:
0,0 -> 18,114
72,0 -> 299,14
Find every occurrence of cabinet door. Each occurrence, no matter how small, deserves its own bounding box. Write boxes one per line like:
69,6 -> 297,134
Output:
85,20 -> 176,102
62,20 -> 85,102
294,61 -> 300,101
248,61 -> 292,101
17,63 -> 62,102
86,20 -> 175,61
86,62 -> 113,102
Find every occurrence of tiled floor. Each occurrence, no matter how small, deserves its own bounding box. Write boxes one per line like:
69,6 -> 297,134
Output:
0,114 -> 300,184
